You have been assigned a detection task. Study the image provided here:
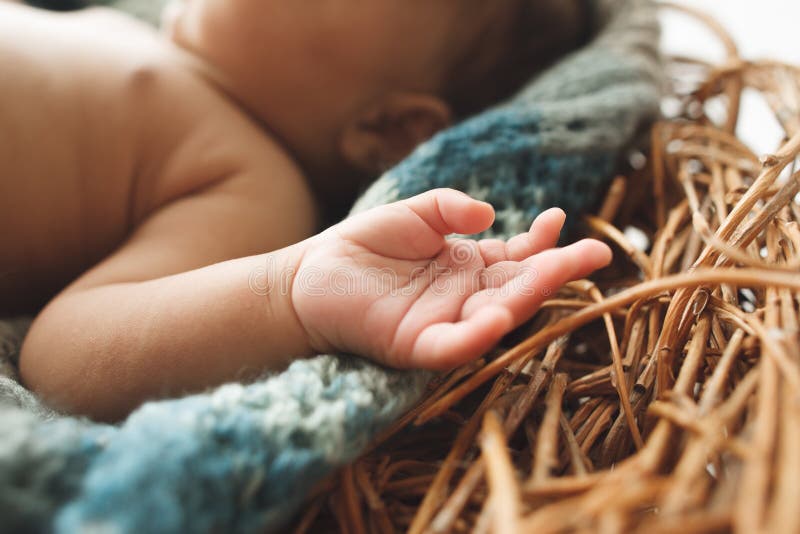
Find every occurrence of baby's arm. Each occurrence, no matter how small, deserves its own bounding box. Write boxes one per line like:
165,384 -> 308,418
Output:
20,171 -> 317,421
21,187 -> 611,421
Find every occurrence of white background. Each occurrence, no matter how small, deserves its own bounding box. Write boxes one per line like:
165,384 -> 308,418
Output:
662,1 -> 800,65
660,1 -> 800,154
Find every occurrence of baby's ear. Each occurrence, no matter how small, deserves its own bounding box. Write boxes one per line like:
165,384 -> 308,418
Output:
339,92 -> 452,175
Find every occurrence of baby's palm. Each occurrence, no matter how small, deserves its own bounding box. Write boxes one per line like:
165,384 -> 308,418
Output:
292,189 -> 611,370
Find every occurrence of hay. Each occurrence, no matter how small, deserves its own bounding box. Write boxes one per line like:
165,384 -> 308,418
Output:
294,5 -> 800,533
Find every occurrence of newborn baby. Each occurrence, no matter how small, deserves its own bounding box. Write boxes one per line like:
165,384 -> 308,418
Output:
0,0 -> 610,421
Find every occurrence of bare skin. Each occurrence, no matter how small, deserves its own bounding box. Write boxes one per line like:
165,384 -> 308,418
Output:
2,2 -> 610,421
0,6 -> 317,312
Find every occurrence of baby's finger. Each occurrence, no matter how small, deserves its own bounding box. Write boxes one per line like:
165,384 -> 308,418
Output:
479,260 -> 527,290
463,239 -> 612,325
479,209 -> 565,266
404,189 -> 495,237
336,189 -> 493,260
505,208 -> 566,262
478,239 -> 509,265
405,306 -> 514,370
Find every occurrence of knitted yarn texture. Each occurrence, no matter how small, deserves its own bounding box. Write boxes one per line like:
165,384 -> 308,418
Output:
0,0 -> 661,531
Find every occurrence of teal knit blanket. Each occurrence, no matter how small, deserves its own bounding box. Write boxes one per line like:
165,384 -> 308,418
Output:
0,1 -> 661,531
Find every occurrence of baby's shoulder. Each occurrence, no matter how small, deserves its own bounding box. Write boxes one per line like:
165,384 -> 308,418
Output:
54,8 -> 317,229
66,27 -> 312,216
126,61 -> 317,230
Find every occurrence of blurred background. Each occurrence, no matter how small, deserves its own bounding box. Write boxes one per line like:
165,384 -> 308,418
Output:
663,0 -> 800,64
662,0 -> 800,154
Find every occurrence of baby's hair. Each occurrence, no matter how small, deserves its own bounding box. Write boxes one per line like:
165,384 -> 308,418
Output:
444,0 -> 593,119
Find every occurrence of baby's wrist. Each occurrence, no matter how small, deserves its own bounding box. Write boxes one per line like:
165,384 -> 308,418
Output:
261,243 -> 317,359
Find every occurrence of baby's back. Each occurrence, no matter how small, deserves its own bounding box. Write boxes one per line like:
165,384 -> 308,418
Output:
0,6 -> 147,309
0,4 -> 315,313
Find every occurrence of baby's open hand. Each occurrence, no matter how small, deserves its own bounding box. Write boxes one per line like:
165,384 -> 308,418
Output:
290,189 -> 612,370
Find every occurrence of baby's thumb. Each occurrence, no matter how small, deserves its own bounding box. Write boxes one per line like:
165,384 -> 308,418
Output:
334,189 -> 495,261
404,189 -> 495,236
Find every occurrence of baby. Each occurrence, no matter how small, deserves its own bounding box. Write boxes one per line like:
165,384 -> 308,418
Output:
1,0 -> 611,421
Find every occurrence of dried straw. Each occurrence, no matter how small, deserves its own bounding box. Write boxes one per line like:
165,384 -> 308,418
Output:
294,5 -> 800,533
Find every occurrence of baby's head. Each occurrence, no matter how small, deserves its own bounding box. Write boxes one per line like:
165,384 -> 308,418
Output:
167,0 -> 589,207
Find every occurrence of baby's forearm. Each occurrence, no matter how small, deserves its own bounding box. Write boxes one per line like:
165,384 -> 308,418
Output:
20,245 -> 310,421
